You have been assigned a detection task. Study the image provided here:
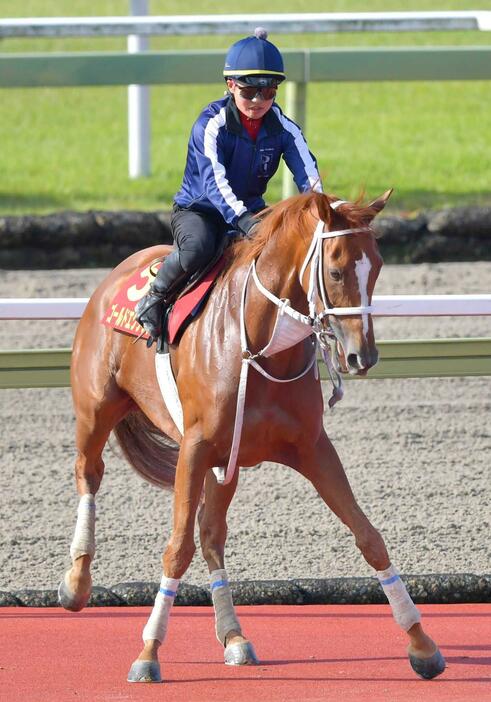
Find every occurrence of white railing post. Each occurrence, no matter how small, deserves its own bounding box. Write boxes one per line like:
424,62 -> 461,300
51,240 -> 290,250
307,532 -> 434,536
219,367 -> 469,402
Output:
282,80 -> 307,199
128,0 -> 150,178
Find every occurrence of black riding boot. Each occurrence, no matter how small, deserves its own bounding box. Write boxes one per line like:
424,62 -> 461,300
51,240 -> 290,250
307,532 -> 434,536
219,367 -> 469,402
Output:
135,251 -> 187,339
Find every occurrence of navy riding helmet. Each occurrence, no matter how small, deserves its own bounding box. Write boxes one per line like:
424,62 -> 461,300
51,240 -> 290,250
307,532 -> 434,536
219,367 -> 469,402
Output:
223,27 -> 286,87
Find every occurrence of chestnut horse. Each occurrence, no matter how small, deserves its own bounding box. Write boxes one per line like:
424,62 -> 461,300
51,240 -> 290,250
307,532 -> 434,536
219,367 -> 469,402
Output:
59,191 -> 445,683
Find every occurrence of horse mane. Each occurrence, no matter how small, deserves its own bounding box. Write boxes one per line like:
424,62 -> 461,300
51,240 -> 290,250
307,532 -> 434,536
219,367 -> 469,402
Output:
223,191 -> 380,278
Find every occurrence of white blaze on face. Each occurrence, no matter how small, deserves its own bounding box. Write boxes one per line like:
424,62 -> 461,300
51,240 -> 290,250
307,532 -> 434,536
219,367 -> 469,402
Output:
355,252 -> 372,339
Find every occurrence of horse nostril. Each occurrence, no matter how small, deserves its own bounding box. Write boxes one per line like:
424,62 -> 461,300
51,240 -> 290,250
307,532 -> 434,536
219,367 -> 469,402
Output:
347,353 -> 360,369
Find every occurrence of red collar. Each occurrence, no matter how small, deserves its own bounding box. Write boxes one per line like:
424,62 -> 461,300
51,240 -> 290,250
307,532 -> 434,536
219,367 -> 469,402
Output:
239,112 -> 263,142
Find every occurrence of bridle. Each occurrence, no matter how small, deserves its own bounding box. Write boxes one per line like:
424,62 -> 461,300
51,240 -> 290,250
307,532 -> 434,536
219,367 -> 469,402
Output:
250,199 -> 375,379
299,199 -> 373,323
296,199 -> 375,389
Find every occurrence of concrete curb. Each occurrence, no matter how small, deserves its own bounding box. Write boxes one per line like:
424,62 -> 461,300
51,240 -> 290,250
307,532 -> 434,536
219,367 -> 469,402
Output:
1,574 -> 489,607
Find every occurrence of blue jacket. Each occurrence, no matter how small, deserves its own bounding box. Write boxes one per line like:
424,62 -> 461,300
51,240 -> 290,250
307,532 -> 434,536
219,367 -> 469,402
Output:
174,95 -> 322,226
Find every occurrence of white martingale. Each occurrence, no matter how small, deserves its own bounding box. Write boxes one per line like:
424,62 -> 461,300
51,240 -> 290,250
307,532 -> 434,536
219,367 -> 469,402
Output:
210,569 -> 242,645
142,575 -> 180,643
70,493 -> 96,561
251,263 -> 314,357
203,107 -> 246,217
377,564 -> 421,631
354,252 -> 372,339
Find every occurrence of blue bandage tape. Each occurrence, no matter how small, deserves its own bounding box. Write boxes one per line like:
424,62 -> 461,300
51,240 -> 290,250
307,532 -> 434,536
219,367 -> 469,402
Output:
380,574 -> 400,586
211,579 -> 229,591
159,588 -> 177,598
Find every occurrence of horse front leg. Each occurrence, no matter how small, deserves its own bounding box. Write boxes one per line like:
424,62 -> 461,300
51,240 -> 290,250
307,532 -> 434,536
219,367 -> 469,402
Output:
294,429 -> 445,680
127,428 -> 209,684
198,469 -> 258,666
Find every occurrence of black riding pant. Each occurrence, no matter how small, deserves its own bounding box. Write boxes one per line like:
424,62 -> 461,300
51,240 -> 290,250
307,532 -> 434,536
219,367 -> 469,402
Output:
171,204 -> 230,274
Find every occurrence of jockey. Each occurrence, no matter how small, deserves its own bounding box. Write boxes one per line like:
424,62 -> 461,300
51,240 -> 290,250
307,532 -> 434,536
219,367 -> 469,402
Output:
136,27 -> 323,341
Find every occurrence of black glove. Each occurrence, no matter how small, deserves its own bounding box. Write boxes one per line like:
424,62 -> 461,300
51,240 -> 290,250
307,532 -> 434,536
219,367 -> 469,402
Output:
236,211 -> 258,238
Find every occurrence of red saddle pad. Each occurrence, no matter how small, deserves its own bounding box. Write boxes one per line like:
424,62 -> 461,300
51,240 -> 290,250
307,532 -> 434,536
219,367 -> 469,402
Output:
167,258 -> 226,343
102,257 -> 225,342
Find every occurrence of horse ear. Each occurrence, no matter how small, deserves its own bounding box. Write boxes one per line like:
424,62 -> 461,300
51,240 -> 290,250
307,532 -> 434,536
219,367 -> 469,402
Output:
368,189 -> 393,214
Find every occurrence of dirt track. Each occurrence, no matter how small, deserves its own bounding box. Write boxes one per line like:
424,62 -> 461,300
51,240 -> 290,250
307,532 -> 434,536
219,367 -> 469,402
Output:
0,262 -> 490,591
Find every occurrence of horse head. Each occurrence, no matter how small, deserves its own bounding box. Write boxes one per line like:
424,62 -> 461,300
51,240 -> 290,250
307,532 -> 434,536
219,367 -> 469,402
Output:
303,190 -> 392,376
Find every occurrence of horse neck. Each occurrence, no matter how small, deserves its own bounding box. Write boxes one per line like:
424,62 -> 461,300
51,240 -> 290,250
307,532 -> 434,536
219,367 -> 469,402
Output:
255,221 -> 310,307
245,223 -> 310,352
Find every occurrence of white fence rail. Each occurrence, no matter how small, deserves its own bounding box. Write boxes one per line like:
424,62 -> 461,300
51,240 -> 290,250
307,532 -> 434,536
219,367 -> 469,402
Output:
2,12 -> 491,37
2,295 -> 490,386
3,10 -> 490,180
1,295 -> 491,320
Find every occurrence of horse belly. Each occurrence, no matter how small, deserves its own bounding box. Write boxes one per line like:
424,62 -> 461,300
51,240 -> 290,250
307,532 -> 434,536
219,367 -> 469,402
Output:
236,403 -> 321,467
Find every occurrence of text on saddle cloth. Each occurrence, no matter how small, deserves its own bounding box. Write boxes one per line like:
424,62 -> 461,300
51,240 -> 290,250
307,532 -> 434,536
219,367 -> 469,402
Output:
101,258 -> 225,342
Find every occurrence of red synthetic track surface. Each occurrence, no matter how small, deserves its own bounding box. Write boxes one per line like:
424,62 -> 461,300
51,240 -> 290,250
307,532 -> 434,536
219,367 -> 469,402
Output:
1,604 -> 489,702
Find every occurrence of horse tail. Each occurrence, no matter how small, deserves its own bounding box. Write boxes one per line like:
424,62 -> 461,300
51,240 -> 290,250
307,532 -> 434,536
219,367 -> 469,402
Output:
112,410 -> 179,490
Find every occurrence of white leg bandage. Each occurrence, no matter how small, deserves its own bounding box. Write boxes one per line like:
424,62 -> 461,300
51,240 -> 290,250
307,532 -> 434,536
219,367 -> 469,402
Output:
70,494 -> 96,562
377,564 -> 421,631
142,576 -> 180,643
210,569 -> 242,646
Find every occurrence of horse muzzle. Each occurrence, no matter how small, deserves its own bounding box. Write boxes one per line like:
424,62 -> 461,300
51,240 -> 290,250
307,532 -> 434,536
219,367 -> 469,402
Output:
337,340 -> 379,376
346,346 -> 379,375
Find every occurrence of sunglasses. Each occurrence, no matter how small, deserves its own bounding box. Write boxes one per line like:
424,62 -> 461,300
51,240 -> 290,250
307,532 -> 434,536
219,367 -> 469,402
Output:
235,84 -> 277,101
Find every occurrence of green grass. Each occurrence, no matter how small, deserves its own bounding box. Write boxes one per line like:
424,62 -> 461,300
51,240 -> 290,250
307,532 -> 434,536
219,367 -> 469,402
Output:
1,0 -> 490,215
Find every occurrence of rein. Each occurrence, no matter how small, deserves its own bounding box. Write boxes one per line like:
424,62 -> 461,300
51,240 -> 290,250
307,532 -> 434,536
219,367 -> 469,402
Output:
213,204 -> 373,485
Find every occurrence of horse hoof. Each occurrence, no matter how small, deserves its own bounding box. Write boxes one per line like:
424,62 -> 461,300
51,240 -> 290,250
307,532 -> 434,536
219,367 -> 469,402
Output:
409,649 -> 446,680
224,641 -> 259,666
127,660 -> 162,683
57,578 -> 90,612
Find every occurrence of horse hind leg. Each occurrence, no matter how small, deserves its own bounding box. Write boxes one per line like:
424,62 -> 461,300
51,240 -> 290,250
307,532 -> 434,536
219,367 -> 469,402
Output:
198,470 -> 258,666
58,383 -> 132,612
293,429 -> 445,680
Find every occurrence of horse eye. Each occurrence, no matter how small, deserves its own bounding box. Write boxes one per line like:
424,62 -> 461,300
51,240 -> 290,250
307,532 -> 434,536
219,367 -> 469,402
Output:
329,269 -> 342,282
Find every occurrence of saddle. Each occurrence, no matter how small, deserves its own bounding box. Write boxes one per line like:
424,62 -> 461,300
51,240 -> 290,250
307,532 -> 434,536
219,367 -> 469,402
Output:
160,245 -> 227,350
102,240 -> 228,347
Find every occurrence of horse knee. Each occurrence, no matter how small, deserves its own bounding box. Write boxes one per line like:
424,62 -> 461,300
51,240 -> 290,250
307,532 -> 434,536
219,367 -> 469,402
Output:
163,533 -> 196,578
355,526 -> 389,570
